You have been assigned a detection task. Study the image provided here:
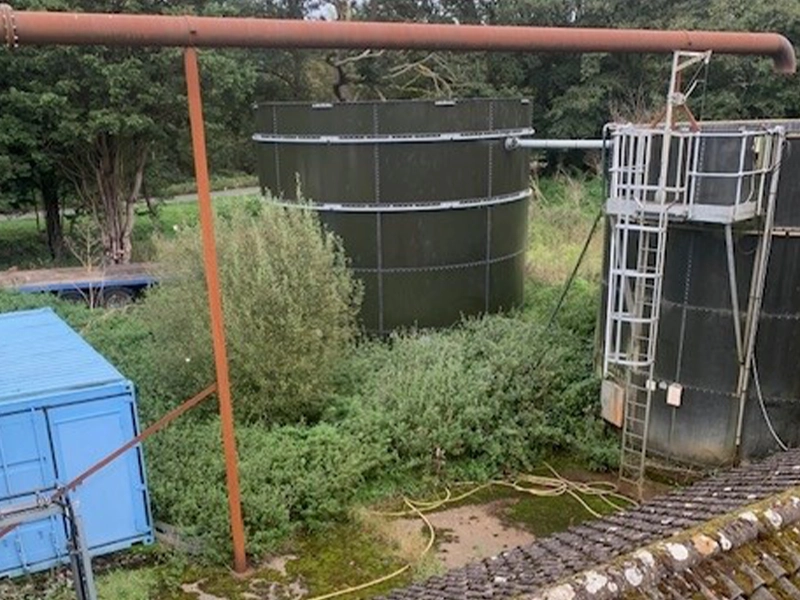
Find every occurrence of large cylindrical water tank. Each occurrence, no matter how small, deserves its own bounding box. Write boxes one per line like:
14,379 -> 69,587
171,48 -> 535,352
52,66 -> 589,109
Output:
252,99 -> 532,334
600,120 -> 800,466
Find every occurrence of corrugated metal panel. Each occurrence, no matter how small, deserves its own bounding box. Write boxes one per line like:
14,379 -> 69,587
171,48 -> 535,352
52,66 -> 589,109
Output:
0,308 -> 125,404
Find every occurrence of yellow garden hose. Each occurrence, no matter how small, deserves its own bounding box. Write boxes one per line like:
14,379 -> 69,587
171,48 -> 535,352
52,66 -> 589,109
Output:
305,497 -> 436,600
304,466 -> 635,600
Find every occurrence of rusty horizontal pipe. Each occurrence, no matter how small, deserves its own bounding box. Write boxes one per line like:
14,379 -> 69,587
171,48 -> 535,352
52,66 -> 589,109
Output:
0,5 -> 795,73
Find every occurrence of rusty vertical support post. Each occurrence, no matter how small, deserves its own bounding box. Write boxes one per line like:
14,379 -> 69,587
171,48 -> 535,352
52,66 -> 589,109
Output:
183,46 -> 248,573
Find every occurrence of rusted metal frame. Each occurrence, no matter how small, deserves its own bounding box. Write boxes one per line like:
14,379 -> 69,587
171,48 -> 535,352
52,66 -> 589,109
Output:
184,47 -> 247,573
0,5 -> 795,73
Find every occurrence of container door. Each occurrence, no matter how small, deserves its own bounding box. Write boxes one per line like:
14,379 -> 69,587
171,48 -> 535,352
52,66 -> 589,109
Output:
0,495 -> 67,576
0,410 -> 66,576
47,395 -> 151,554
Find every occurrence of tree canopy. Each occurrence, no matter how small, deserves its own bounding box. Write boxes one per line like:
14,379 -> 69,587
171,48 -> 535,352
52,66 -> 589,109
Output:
0,0 -> 797,261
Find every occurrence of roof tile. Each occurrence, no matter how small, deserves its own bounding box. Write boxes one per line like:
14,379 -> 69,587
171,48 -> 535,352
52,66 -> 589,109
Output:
382,449 -> 800,600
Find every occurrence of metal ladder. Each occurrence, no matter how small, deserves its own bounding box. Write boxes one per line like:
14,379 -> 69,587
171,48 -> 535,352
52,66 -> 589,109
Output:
604,209 -> 669,372
602,50 -> 712,495
604,207 -> 669,493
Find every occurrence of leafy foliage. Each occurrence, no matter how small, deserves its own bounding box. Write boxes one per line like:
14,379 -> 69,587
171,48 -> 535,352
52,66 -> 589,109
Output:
0,176 -> 616,560
138,199 -> 362,425
145,418 -> 385,558
3,0 -> 799,258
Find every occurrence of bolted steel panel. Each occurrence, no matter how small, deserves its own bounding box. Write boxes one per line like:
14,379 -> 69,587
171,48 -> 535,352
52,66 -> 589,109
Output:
254,98 -> 532,333
599,119 -> 800,465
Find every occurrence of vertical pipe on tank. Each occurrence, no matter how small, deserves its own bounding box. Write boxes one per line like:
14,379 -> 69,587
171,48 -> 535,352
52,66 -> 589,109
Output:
734,134 -> 748,211
734,131 -> 785,449
688,133 -> 703,216
725,224 -> 745,363
656,53 -> 680,205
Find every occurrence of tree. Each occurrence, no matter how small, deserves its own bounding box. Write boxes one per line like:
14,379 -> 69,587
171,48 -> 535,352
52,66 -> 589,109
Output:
57,45 -> 186,263
0,44 -> 74,258
0,0 -> 266,264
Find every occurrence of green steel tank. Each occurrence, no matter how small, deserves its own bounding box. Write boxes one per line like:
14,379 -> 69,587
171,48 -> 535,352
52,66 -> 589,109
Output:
253,98 -> 532,334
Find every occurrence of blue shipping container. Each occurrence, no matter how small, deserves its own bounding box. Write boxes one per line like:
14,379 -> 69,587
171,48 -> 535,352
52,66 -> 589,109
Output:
0,308 -> 152,577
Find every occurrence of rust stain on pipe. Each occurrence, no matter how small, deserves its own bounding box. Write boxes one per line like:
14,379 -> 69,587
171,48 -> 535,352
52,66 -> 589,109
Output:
0,6 -> 795,73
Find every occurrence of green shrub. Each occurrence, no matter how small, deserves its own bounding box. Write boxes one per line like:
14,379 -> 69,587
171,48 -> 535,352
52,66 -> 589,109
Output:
139,198 -> 361,425
333,308 -> 614,483
146,419 -> 387,559
0,225 -> 616,562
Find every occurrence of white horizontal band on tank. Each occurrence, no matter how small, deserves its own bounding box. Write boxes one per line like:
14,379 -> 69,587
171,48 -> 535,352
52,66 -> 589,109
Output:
251,127 -> 535,145
351,248 -> 528,275
504,137 -> 608,150
264,189 -> 531,213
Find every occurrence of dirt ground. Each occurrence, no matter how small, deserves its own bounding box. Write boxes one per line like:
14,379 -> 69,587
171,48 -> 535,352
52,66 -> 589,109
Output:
389,499 -> 537,570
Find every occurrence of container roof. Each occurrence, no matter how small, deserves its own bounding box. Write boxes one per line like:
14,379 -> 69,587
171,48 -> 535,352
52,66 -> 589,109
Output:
0,308 -> 126,404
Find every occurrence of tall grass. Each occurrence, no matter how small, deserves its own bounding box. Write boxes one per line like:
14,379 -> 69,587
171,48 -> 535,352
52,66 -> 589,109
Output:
527,173 -> 605,284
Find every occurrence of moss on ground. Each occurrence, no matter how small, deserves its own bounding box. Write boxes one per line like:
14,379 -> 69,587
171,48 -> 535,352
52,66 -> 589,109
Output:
285,522 -> 412,600
399,479 -> 625,539
0,491 -> 625,600
503,491 -> 622,537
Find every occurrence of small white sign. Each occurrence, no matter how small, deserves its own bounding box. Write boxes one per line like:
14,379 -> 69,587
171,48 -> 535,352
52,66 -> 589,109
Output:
667,383 -> 683,407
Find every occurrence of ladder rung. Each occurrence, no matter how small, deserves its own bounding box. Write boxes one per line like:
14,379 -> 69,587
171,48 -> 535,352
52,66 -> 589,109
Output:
621,455 -> 644,465
621,448 -> 644,457
609,314 -> 657,325
615,224 -> 664,234
621,449 -> 644,458
610,269 -> 661,278
619,474 -> 644,485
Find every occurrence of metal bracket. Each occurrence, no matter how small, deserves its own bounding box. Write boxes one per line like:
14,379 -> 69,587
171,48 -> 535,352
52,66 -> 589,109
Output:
0,496 -> 98,600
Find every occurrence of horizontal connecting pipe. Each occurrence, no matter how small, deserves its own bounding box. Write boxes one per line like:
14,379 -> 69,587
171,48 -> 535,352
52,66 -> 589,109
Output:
505,137 -> 608,150
0,5 -> 795,73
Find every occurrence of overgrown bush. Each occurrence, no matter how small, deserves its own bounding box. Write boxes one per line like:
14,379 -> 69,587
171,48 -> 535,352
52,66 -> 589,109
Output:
139,199 -> 361,425
146,306 -> 613,560
145,418 -> 387,559
0,183 -> 615,561
333,309 -> 613,483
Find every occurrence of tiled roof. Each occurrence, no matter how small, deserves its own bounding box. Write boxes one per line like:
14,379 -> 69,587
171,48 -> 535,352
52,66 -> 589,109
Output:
531,489 -> 800,600
383,449 -> 800,600
632,524 -> 800,600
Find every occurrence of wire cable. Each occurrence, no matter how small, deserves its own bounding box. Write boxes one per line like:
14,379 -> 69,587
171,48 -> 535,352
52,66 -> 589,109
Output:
752,357 -> 789,451
305,498 -> 436,600
532,207 -> 604,371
